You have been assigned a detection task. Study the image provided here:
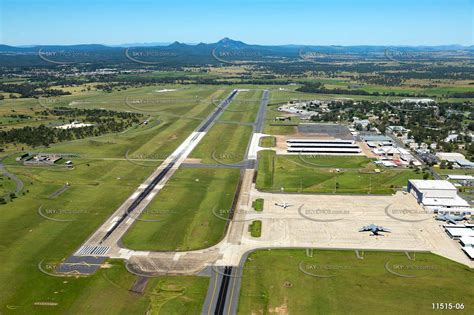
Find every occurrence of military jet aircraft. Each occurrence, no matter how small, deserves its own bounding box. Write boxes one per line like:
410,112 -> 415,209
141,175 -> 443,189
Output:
359,224 -> 391,236
274,202 -> 292,209
435,212 -> 468,225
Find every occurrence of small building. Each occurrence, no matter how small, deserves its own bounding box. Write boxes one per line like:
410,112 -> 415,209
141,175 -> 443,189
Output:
446,175 -> 474,186
454,159 -> 474,169
436,152 -> 465,162
361,135 -> 393,144
461,246 -> 474,259
459,236 -> 474,247
387,125 -> 410,135
444,226 -> 474,239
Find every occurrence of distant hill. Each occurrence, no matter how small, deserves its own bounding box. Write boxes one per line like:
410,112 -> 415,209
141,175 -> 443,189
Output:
0,38 -> 472,67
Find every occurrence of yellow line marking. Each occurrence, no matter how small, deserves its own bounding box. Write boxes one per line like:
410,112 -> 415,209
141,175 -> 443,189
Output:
227,270 -> 238,315
208,270 -> 219,315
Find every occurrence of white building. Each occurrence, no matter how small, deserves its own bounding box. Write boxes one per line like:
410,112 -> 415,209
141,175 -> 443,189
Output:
401,98 -> 434,104
286,139 -> 362,155
436,152 -> 465,162
407,180 -> 470,212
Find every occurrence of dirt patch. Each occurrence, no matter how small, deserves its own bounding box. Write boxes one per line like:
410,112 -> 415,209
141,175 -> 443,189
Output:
269,297 -> 289,314
183,158 -> 202,164
129,276 -> 149,294
358,141 -> 377,158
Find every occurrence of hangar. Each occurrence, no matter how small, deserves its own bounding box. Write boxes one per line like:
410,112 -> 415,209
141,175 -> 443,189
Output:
407,179 -> 470,212
286,138 -> 362,155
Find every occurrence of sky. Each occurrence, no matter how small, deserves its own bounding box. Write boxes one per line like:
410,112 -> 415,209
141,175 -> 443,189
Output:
1,0 -> 472,46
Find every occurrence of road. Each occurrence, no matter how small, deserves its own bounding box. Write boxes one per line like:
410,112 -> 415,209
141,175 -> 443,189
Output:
0,154 -> 24,200
202,90 -> 270,314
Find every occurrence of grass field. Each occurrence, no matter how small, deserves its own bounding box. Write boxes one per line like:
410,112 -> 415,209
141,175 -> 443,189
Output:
0,85 -> 225,313
248,220 -> 262,237
237,249 -> 473,315
435,168 -> 474,176
259,136 -> 276,148
122,167 -> 240,251
256,151 -> 425,194
0,174 -> 17,198
252,198 -> 264,211
190,123 -> 253,164
218,89 -> 262,123
1,258 -> 208,314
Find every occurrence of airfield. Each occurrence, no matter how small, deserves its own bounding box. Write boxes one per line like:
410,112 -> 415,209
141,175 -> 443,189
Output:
114,170 -> 474,273
1,85 -> 472,314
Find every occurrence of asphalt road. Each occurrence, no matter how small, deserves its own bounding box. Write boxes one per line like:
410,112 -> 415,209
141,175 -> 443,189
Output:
0,155 -> 24,199
202,90 -> 270,315
255,89 -> 269,133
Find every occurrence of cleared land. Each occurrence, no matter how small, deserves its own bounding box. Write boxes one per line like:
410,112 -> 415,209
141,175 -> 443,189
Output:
237,250 -> 473,315
122,167 -> 240,251
256,151 -> 426,194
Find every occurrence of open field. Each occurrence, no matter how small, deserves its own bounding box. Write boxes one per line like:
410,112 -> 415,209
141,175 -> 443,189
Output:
0,85 -> 223,313
0,85 -> 231,154
259,136 -> 276,147
218,89 -> 262,123
122,167 -> 240,251
435,168 -> 474,176
1,259 -> 208,314
0,174 -> 17,197
190,123 -> 253,164
237,249 -> 473,315
256,151 -> 426,194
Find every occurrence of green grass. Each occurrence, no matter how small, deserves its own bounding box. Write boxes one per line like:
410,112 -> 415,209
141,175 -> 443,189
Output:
259,136 -> 276,148
435,168 -> 474,176
218,89 -> 262,123
238,249 -> 474,315
145,274 -> 209,314
0,175 -> 17,198
122,167 -> 240,251
256,151 -> 425,194
0,84 -> 225,313
190,123 -> 252,164
252,198 -> 264,212
248,220 -> 262,237
0,84 -> 230,154
0,259 -> 208,314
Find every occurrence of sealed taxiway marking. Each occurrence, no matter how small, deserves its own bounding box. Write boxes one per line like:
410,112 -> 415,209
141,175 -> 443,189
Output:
207,270 -> 219,315
172,253 -> 181,262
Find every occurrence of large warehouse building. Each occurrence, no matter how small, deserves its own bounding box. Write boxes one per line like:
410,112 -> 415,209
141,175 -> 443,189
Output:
286,139 -> 362,155
407,179 -> 471,213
